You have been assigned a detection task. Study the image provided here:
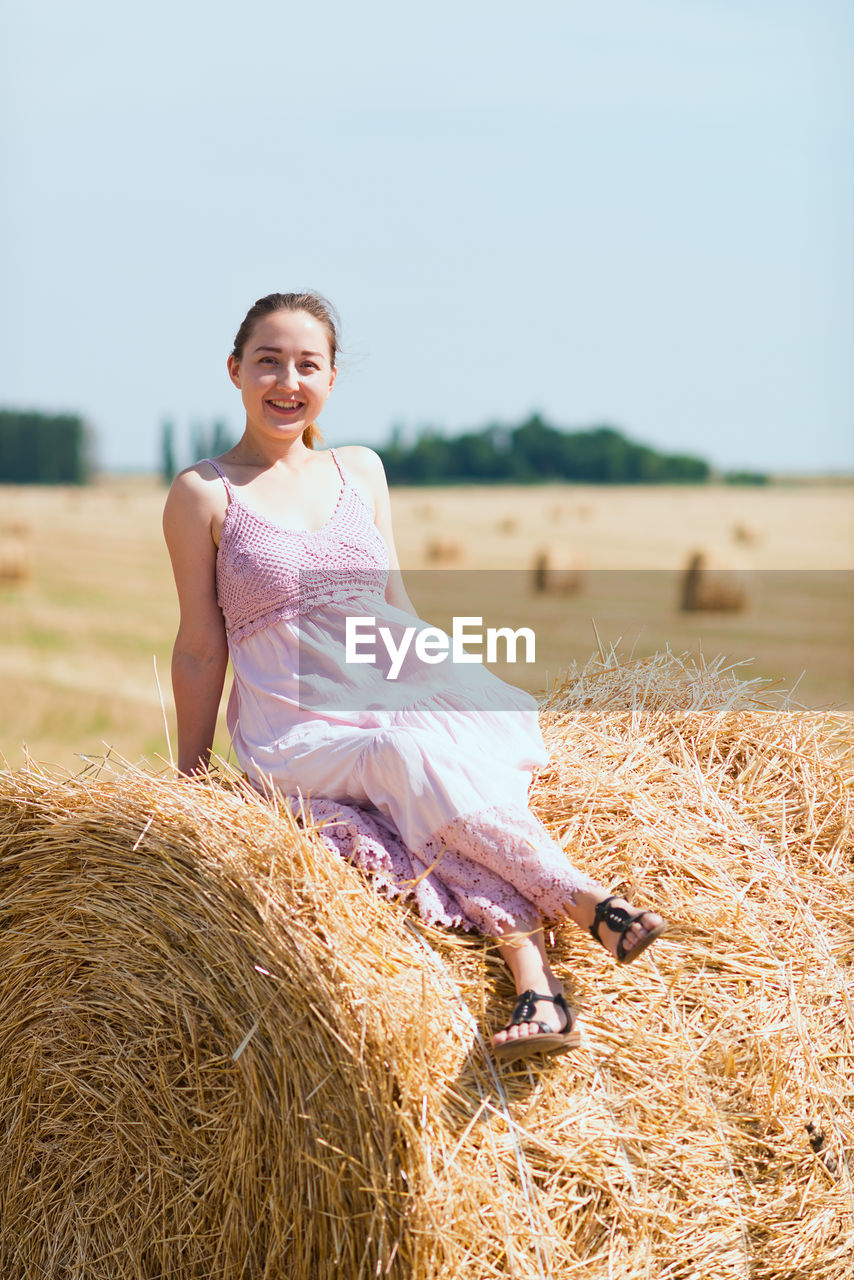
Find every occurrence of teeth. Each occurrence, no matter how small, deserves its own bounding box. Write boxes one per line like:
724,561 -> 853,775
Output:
269,400 -> 302,409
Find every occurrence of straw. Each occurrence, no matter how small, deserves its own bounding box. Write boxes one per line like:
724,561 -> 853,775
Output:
0,649 -> 851,1278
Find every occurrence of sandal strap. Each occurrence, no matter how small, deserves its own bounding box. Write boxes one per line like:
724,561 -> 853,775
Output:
590,896 -> 629,940
506,989 -> 570,1032
590,896 -> 652,962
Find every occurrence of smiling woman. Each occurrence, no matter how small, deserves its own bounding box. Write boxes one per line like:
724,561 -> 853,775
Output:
162,290 -> 670,1066
227,292 -> 339,452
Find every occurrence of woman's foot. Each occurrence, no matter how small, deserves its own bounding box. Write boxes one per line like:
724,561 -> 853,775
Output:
581,893 -> 669,964
492,921 -> 579,1059
492,989 -> 580,1061
491,986 -> 572,1050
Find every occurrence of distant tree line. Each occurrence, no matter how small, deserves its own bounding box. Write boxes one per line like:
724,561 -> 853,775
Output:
721,470 -> 769,486
160,419 -> 236,483
0,410 -> 93,484
156,413 -> 769,487
378,415 -> 719,485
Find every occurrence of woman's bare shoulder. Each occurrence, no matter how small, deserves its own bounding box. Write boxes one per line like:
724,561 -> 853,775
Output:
334,445 -> 387,488
334,444 -> 384,470
163,461 -> 228,534
333,446 -> 388,515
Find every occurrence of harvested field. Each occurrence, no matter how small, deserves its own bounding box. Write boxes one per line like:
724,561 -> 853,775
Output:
0,479 -> 852,771
1,651 -> 851,1279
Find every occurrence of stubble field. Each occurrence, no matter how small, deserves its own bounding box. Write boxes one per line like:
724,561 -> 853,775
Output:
0,478 -> 851,773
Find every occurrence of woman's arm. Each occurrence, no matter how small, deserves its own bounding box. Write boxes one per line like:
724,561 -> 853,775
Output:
338,446 -> 420,617
162,468 -> 230,775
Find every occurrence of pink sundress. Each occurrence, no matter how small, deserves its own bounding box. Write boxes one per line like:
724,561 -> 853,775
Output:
205,450 -> 596,934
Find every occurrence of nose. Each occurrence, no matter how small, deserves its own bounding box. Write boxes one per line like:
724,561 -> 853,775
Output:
278,363 -> 301,391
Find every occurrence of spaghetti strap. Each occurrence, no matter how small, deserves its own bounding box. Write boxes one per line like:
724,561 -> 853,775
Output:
328,447 -> 346,486
202,457 -> 233,495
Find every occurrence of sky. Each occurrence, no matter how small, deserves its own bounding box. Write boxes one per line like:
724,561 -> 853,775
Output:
2,0 -> 852,474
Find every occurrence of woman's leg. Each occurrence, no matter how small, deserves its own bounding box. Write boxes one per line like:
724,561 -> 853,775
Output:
490,888 -> 667,1050
492,915 -> 570,1049
565,888 -> 667,962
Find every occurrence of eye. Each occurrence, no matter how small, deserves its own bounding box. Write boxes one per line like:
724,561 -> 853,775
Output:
259,356 -> 277,365
301,362 -> 319,371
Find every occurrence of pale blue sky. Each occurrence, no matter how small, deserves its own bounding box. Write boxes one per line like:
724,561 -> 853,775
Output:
2,0 -> 852,473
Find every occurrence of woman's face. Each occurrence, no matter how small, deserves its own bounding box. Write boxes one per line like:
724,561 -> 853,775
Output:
227,309 -> 336,439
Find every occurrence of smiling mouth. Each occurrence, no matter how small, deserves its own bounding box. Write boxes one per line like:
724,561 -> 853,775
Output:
267,399 -> 305,413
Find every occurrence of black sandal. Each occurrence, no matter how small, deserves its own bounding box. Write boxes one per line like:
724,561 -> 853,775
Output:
492,989 -> 581,1063
589,896 -> 669,965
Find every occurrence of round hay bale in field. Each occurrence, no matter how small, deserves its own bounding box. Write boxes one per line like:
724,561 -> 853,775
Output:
0,518 -> 32,539
732,520 -> 761,548
531,546 -> 586,594
1,651 -> 853,1279
423,535 -> 464,564
0,536 -> 30,584
680,547 -> 750,612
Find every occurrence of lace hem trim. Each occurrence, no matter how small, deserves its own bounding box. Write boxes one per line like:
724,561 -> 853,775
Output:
295,796 -> 598,936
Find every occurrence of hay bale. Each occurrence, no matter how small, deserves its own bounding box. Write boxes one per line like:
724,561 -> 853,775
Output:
1,651 -> 853,1279
0,770 -> 451,1280
424,536 -> 464,564
680,548 -> 749,612
732,521 -> 761,548
0,536 -> 30,584
531,546 -> 585,594
0,518 -> 32,538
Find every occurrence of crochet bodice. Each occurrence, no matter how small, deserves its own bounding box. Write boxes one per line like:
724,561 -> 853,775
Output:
205,452 -> 390,642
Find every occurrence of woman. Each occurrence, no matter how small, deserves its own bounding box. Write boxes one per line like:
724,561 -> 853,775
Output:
163,291 -> 668,1064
